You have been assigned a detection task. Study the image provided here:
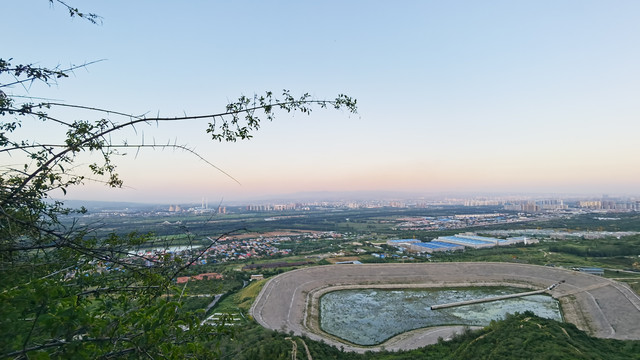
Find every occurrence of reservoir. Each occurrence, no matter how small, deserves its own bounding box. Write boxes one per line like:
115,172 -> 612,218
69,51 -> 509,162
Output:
320,287 -> 562,345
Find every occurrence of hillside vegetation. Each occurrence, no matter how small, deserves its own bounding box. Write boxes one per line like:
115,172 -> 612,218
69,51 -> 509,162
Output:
216,312 -> 640,359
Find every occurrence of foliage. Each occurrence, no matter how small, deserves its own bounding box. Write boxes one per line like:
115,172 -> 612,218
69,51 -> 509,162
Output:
444,312 -> 640,360
0,2 -> 356,359
548,235 -> 640,258
478,212 -> 640,232
212,313 -> 640,359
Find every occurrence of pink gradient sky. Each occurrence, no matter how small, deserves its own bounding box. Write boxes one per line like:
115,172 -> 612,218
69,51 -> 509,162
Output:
4,1 -> 640,203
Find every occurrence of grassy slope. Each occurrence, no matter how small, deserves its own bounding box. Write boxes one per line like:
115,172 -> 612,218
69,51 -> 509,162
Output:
213,279 -> 266,315
209,271 -> 640,359
443,313 -> 640,360
217,313 -> 640,359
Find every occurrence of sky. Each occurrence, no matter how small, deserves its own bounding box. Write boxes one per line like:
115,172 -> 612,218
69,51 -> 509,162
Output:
3,0 -> 640,203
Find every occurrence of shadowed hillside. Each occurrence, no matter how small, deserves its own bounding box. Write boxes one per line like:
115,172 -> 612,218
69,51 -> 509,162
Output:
218,312 -> 640,359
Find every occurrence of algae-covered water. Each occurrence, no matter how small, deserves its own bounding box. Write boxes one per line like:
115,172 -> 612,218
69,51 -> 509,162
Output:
320,287 -> 562,345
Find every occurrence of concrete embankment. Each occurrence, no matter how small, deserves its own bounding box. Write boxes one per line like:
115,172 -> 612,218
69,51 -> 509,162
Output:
251,263 -> 640,350
430,289 -> 547,310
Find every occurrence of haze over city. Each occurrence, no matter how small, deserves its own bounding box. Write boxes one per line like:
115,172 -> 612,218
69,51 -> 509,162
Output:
4,1 -> 640,203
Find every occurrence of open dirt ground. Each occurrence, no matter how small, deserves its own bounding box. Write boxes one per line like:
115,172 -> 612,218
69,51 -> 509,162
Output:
250,263 -> 640,353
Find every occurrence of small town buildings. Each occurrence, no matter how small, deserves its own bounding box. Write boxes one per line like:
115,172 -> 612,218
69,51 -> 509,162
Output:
176,272 -> 223,284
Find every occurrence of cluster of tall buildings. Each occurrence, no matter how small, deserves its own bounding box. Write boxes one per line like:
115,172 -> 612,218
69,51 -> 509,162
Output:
167,204 -> 226,214
577,200 -> 639,210
503,198 -> 640,212
504,200 -> 567,212
246,203 -> 298,212
160,194 -> 640,215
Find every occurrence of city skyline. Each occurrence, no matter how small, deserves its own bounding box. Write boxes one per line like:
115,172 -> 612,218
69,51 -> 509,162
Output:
4,1 -> 640,203
63,190 -> 639,209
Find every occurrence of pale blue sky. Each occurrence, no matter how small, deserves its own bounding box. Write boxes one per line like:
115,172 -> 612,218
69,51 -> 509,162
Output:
3,1 -> 640,202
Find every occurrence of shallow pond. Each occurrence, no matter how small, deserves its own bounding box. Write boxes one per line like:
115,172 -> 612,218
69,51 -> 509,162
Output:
320,287 -> 562,345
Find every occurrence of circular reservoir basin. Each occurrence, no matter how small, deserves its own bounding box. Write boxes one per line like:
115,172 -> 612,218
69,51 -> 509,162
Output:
320,287 -> 562,345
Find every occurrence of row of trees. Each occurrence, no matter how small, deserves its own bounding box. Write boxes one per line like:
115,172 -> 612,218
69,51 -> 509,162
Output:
548,241 -> 640,258
0,1 -> 356,358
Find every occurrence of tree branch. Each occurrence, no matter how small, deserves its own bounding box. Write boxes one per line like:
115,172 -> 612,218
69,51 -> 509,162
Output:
0,92 -> 356,208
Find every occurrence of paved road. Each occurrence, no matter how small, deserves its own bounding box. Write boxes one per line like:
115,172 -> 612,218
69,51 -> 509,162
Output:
250,262 -> 640,353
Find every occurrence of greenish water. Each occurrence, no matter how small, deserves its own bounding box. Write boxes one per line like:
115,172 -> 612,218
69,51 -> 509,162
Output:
320,287 -> 562,345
